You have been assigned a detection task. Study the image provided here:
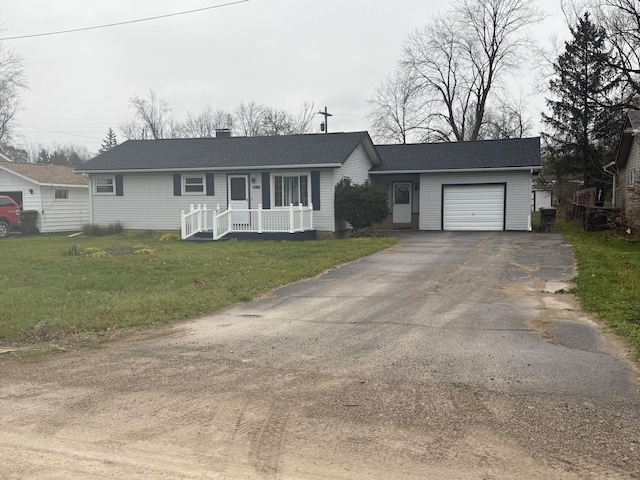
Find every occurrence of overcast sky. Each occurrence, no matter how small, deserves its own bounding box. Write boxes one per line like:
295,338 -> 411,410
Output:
1,0 -> 568,154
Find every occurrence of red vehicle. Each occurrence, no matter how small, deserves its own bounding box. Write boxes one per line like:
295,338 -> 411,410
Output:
0,195 -> 21,237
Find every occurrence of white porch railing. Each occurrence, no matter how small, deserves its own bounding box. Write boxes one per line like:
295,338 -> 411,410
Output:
181,203 -> 314,240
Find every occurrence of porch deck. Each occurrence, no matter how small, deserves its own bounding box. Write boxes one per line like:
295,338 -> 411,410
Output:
181,203 -> 314,241
187,229 -> 317,242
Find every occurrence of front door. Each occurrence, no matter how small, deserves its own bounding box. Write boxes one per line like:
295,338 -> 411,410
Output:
392,182 -> 412,224
228,175 -> 249,225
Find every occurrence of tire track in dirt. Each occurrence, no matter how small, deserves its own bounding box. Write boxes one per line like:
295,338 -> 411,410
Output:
248,405 -> 289,479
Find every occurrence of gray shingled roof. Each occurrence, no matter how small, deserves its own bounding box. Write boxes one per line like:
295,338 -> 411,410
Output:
371,137 -> 541,172
77,132 -> 379,172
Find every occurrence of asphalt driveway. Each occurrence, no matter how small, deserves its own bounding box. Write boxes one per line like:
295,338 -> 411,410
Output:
1,232 -> 638,479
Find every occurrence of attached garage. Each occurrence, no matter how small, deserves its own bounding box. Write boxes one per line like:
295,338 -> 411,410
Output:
442,184 -> 505,231
371,138 -> 541,232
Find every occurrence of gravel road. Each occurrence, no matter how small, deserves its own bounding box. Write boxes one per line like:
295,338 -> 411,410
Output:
1,232 -> 638,479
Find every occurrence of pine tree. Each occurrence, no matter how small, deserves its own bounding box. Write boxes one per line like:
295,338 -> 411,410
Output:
98,128 -> 118,154
542,13 -> 622,190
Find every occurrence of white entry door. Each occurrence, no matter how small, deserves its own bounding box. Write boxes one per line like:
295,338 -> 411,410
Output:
228,175 -> 249,224
392,182 -> 412,224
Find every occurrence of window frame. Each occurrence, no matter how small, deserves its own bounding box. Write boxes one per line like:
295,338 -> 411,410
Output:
94,176 -> 115,195
55,188 -> 69,200
272,173 -> 310,208
629,169 -> 636,188
182,174 -> 206,195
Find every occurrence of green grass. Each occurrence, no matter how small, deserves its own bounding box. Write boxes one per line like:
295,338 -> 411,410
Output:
557,222 -> 640,359
0,232 -> 396,344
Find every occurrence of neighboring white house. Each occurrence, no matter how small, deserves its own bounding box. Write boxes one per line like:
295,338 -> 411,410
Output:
0,158 -> 89,233
614,110 -> 640,230
76,133 -> 542,238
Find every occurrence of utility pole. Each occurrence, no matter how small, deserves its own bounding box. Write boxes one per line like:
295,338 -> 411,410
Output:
317,106 -> 332,133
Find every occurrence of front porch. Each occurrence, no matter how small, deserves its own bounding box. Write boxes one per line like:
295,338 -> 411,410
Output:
181,203 -> 315,241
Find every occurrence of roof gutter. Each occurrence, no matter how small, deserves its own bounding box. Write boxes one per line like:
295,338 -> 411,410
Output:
369,165 -> 542,175
76,163 -> 343,174
603,160 -> 617,208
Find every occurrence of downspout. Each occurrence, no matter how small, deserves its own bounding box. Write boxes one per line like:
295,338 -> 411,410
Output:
603,161 -> 617,208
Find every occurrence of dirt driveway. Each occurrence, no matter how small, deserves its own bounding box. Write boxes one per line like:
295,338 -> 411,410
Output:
1,232 -> 639,479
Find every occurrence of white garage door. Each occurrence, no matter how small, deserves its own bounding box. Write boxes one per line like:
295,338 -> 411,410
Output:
443,184 -> 505,231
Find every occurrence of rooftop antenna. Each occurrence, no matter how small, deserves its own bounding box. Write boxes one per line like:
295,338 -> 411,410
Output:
317,106 -> 332,133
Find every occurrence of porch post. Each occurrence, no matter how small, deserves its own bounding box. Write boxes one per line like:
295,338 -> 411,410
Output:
309,203 -> 313,230
289,204 -> 294,233
203,204 -> 208,231
212,210 -> 218,240
258,204 -> 263,233
196,204 -> 202,232
180,210 -> 186,240
298,203 -> 303,232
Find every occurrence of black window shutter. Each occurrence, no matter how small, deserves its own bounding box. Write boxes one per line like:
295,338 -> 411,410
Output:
173,174 -> 181,196
311,171 -> 320,210
206,173 -> 214,196
115,175 -> 124,196
261,172 -> 270,208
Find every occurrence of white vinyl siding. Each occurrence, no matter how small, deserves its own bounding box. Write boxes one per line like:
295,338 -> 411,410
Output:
38,186 -> 90,233
420,170 -> 532,231
335,144 -> 372,184
443,184 -> 505,231
91,172 -> 227,230
620,140 -> 640,228
313,169 -> 337,232
249,174 -> 261,209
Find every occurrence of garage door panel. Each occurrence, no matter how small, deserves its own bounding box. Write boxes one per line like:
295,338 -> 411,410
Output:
443,185 -> 505,231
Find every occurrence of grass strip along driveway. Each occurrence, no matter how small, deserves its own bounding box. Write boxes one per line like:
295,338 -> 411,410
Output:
558,222 -> 640,359
0,233 -> 395,345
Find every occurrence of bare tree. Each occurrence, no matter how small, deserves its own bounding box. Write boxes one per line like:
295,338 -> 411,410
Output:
368,68 -> 428,144
234,101 -> 266,136
233,100 -> 315,136
479,93 -> 532,140
0,39 -> 27,146
593,0 -> 640,107
261,108 -> 293,135
401,0 -> 543,142
120,90 -> 171,140
121,94 -> 314,139
290,100 -> 316,134
261,102 -> 315,135
179,106 -> 233,138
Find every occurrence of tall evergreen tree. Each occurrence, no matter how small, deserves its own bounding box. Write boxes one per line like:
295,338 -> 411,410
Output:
98,128 -> 118,154
542,13 -> 621,190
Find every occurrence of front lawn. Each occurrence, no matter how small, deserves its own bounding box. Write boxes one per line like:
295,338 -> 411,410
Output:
0,233 -> 395,344
557,222 -> 640,359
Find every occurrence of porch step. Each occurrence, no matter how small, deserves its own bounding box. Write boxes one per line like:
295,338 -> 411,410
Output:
186,230 -> 317,242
